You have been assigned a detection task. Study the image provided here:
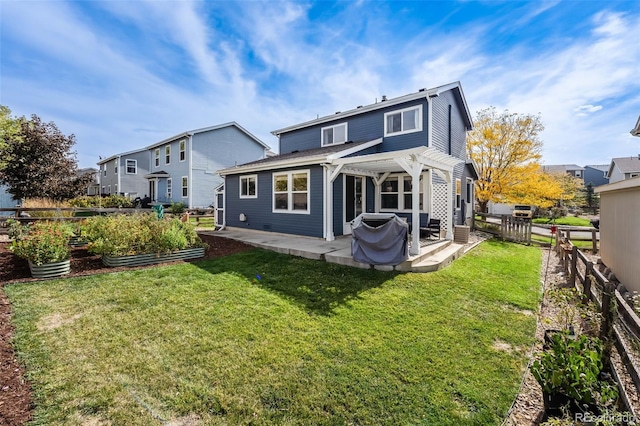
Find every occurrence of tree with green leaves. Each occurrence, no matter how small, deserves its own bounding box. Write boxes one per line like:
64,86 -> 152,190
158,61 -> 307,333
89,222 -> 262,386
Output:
0,113 -> 93,200
0,105 -> 22,171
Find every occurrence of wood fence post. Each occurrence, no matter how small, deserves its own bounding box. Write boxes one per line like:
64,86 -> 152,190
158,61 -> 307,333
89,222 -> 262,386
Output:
592,229 -> 598,254
584,262 -> 593,303
566,229 -> 571,240
570,245 -> 578,288
599,281 -> 615,368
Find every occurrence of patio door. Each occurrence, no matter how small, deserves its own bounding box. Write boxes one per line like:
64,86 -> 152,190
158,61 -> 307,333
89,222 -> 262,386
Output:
343,175 -> 364,235
149,180 -> 156,202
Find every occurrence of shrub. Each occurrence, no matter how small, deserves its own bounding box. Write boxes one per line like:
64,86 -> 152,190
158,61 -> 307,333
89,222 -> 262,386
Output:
10,221 -> 74,265
169,202 -> 187,215
531,332 -> 618,408
6,218 -> 29,240
81,213 -> 206,256
69,195 -> 133,208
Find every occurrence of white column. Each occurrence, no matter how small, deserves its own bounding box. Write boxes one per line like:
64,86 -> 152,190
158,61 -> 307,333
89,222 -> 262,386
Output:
410,171 -> 421,256
446,172 -> 454,239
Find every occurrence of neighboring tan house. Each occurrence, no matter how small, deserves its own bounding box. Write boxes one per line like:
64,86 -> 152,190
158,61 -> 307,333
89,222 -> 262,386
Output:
218,81 -> 477,256
606,156 -> 640,184
583,165 -> 609,187
595,177 -> 640,293
542,164 -> 585,181
98,123 -> 271,208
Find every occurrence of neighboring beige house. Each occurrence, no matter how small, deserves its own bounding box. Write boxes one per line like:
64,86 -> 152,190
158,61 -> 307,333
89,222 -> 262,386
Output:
595,177 -> 640,293
607,156 -> 640,184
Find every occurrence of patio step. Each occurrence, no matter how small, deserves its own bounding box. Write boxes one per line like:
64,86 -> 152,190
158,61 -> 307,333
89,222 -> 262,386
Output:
395,240 -> 452,272
408,242 -> 466,273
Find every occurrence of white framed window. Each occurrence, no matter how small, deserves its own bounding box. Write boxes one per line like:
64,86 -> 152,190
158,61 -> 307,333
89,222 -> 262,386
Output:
575,170 -> 582,177
107,185 -> 111,194
179,140 -> 186,162
114,184 -> 118,194
240,175 -> 257,198
321,123 -> 348,146
103,167 -> 107,177
167,178 -> 172,199
114,161 -> 118,174
126,159 -> 137,174
384,104 -> 422,136
631,173 -> 639,178
273,170 -> 309,214
380,174 -> 424,211
181,176 -> 188,198
165,145 -> 171,165
456,179 -> 461,209
154,148 -> 160,167
466,178 -> 473,204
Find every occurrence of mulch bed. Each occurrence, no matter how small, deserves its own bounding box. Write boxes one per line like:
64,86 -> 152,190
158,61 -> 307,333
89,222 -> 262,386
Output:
0,233 -> 253,425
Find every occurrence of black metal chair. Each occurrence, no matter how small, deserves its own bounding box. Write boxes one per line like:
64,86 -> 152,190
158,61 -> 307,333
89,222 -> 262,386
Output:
423,218 -> 441,240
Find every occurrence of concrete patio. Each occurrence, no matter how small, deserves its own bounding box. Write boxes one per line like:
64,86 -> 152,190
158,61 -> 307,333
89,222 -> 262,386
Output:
201,227 -> 486,273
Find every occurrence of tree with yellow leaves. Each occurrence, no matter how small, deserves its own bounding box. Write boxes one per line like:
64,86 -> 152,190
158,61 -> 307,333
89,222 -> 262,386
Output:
467,107 -> 562,212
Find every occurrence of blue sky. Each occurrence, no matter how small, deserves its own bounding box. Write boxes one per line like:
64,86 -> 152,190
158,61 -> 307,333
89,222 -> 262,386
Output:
1,0 -> 639,169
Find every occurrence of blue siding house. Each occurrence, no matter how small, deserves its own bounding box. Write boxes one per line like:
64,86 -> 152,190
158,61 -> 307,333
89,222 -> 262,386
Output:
98,123 -> 271,208
218,82 -> 476,255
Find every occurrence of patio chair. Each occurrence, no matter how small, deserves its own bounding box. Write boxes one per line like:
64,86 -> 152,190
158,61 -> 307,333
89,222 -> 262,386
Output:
422,218 -> 441,240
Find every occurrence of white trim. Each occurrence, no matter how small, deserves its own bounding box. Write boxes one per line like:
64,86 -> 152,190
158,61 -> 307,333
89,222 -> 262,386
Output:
384,104 -> 423,136
342,174 -> 366,235
154,148 -> 160,168
179,139 -> 186,162
456,178 -> 461,209
239,174 -> 258,198
378,173 -> 425,212
165,145 -> 171,165
321,122 -> 348,146
125,159 -> 137,174
272,170 -> 310,214
271,81 -> 470,135
167,178 -> 172,200
181,176 -> 188,198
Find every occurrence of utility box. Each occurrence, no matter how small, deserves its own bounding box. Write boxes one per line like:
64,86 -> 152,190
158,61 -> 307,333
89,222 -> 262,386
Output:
454,225 -> 470,244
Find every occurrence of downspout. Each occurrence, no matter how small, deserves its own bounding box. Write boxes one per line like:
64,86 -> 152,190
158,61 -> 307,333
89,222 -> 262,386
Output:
188,134 -> 193,208
117,155 -> 121,195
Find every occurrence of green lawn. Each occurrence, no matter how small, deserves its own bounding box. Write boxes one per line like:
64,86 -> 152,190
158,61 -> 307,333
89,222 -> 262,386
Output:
6,240 -> 541,425
532,216 -> 593,227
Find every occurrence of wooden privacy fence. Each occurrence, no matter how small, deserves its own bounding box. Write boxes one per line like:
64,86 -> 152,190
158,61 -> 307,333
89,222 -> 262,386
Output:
556,232 -> 640,415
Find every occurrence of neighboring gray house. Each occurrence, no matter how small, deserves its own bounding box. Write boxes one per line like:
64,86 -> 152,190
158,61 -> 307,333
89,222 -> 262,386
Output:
79,167 -> 100,196
583,165 -> 609,187
607,156 -> 640,184
0,184 -> 17,210
218,81 -> 477,256
631,115 -> 640,137
98,123 -> 271,208
542,164 -> 585,180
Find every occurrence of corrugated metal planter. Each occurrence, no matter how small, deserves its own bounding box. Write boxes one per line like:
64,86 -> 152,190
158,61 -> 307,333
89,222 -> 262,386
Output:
28,259 -> 71,279
102,247 -> 205,268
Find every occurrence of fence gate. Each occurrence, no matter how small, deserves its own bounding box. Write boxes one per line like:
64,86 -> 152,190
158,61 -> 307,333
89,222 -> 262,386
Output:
500,216 -> 532,244
214,184 -> 224,228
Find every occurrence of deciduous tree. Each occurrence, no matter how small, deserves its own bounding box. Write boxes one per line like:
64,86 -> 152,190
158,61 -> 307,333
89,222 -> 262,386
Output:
0,105 -> 22,171
467,107 -> 558,211
0,114 -> 93,200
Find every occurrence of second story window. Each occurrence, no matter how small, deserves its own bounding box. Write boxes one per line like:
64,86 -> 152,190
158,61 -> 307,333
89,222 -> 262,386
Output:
126,159 -> 137,174
155,149 -> 160,167
179,140 -> 186,161
321,123 -> 348,146
103,167 -> 107,177
114,161 -> 118,174
384,105 -> 422,136
165,145 -> 171,165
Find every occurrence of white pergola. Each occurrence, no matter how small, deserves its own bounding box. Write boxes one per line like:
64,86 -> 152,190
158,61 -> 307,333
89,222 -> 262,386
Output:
323,146 -> 464,255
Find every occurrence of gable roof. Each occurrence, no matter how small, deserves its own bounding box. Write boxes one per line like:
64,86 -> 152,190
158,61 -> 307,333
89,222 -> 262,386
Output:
609,156 -> 640,176
584,164 -> 609,172
271,81 -> 473,136
542,164 -> 585,174
218,139 -> 383,175
98,122 -> 269,165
